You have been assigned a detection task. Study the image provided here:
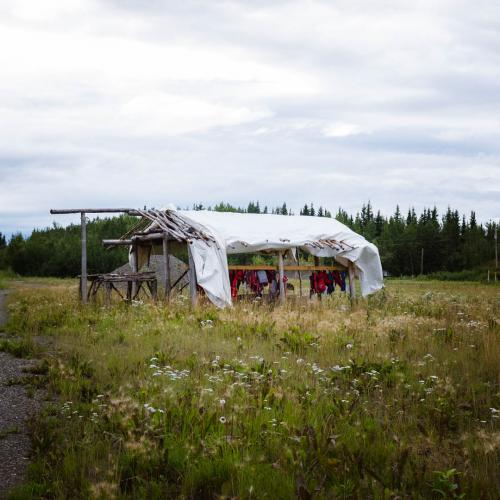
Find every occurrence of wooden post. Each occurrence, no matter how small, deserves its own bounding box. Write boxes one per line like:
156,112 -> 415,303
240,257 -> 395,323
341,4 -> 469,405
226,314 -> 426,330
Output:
314,256 -> 321,301
296,248 -> 302,297
81,212 -> 87,304
150,280 -> 158,302
348,261 -> 356,301
104,282 -> 111,305
163,233 -> 171,301
278,251 -> 285,305
131,243 -> 138,298
188,242 -> 197,307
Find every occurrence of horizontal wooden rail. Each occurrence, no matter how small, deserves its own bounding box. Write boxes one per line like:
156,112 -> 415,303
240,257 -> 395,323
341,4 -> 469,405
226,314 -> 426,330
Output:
50,208 -> 135,214
102,239 -> 132,246
228,265 -> 346,271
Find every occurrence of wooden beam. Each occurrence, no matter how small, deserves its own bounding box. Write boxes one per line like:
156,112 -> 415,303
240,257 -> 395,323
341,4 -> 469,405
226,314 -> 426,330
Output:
51,208 -> 135,214
278,251 -> 285,305
81,212 -> 87,304
228,265 -> 276,270
227,265 -> 346,271
102,233 -> 173,246
132,233 -> 166,242
163,233 -> 171,301
102,239 -> 133,246
188,243 -> 197,307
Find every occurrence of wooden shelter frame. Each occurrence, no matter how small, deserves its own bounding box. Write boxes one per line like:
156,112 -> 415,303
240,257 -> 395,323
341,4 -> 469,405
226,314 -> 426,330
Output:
50,208 -> 357,306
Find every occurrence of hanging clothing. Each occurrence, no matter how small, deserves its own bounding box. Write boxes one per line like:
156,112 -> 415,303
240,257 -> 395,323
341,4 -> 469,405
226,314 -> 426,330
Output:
246,270 -> 263,296
229,270 -> 245,298
309,271 -> 331,295
327,272 -> 335,294
340,271 -> 347,292
257,270 -> 268,284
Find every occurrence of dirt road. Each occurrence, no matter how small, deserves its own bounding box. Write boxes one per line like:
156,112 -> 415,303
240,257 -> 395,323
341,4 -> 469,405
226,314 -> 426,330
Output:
0,290 -> 44,499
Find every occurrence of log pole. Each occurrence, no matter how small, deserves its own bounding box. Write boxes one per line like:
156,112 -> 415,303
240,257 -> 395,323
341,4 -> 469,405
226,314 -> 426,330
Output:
51,208 -> 134,214
188,243 -> 197,307
278,251 -> 285,305
314,256 -> 321,301
81,212 -> 87,304
296,248 -> 302,297
131,243 -> 138,298
163,233 -> 171,301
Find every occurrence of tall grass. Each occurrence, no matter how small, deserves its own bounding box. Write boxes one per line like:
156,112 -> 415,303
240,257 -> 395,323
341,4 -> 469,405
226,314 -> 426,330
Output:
0,269 -> 16,289
4,280 -> 500,499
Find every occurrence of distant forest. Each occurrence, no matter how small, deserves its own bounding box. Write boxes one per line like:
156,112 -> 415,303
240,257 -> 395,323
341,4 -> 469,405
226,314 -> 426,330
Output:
0,202 -> 497,279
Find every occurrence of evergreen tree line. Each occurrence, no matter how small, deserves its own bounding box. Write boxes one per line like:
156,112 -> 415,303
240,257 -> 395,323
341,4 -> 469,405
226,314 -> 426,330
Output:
0,203 -> 497,277
0,216 -> 135,277
192,201 -> 331,217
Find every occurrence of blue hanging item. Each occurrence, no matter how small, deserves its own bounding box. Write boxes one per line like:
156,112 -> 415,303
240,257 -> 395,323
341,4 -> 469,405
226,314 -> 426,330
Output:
326,272 -> 335,294
340,271 -> 347,292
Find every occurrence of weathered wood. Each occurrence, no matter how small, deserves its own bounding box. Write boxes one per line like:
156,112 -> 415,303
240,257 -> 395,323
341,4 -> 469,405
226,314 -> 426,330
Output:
104,282 -> 111,305
81,212 -> 88,304
82,271 -> 155,282
348,261 -> 356,300
188,243 -> 197,307
228,265 -> 276,271
102,239 -> 133,246
227,265 -> 346,271
148,280 -> 158,302
313,256 -> 322,301
296,248 -> 303,297
278,251 -> 285,305
163,233 -> 171,300
132,233 -> 168,242
51,208 -> 134,214
131,244 -> 138,297
102,233 -> 175,246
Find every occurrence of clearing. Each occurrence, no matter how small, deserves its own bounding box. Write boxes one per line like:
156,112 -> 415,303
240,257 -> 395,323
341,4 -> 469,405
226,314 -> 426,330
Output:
0,278 -> 498,499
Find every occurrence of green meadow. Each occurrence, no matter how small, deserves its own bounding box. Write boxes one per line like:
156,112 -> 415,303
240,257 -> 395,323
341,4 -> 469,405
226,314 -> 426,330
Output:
2,279 -> 499,499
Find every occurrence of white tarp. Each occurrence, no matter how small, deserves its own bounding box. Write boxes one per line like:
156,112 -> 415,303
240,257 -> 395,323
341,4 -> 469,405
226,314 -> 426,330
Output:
174,210 -> 384,308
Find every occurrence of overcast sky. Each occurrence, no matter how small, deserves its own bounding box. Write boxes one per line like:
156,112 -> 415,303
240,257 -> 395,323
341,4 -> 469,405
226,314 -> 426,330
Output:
1,0 -> 499,236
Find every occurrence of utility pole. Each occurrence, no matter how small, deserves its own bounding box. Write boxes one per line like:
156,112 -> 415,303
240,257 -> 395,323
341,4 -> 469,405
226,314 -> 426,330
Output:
420,248 -> 424,276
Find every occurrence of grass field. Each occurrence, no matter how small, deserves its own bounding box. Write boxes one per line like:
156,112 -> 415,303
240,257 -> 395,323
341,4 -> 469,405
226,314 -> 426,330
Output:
2,279 -> 499,499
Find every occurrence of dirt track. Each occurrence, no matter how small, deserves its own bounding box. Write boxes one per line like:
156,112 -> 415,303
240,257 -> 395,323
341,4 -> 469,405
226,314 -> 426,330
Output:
0,290 -> 45,499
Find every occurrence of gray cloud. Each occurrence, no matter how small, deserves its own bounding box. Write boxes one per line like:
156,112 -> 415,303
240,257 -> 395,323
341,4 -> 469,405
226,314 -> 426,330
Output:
0,0 -> 499,237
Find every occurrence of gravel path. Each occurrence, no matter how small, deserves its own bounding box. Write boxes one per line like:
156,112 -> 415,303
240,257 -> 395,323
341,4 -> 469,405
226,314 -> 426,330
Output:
0,290 -> 45,499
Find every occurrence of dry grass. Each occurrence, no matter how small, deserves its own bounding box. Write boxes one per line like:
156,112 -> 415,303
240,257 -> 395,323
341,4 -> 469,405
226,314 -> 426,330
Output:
3,279 -> 499,499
